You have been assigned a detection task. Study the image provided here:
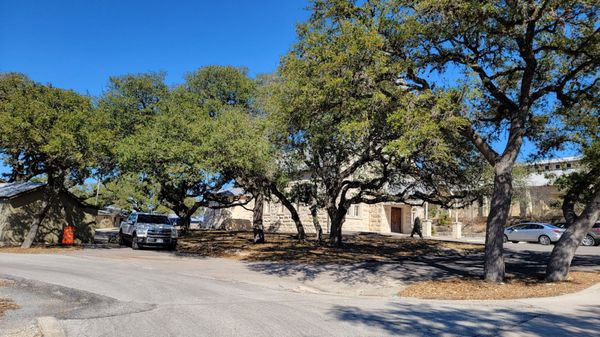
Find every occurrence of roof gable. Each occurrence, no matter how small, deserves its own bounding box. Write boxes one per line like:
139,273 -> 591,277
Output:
0,182 -> 46,199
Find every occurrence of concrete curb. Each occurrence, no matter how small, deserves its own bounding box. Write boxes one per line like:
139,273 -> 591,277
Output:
36,317 -> 66,337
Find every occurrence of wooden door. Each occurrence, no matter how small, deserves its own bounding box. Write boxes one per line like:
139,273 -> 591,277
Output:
391,208 -> 402,233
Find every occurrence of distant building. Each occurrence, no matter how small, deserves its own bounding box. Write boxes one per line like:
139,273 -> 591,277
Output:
204,157 -> 582,236
454,156 -> 582,224
0,182 -> 100,245
204,188 -> 426,235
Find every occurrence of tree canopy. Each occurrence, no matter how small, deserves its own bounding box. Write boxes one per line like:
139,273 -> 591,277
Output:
0,73 -> 108,247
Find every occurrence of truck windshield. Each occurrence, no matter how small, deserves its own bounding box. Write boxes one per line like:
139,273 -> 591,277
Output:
137,214 -> 170,224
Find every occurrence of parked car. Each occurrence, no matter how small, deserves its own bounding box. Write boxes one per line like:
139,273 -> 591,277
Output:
554,222 -> 600,246
119,213 -> 177,250
503,222 -> 564,245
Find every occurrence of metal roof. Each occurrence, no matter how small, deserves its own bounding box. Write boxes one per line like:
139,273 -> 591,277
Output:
0,182 -> 46,199
217,187 -> 247,197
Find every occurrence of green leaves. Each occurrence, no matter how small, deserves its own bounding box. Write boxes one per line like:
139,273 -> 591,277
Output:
0,73 -> 101,185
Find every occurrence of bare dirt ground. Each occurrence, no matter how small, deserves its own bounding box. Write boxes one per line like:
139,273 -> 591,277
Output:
0,246 -> 81,254
177,230 -> 483,263
401,271 -> 600,300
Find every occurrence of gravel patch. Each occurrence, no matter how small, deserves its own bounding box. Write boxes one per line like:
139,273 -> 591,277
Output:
0,322 -> 41,337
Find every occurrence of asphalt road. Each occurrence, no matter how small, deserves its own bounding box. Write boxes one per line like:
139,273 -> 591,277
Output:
0,244 -> 599,337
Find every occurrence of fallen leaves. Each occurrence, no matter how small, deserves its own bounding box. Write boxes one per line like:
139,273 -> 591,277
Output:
177,230 -> 483,264
400,271 -> 600,300
0,279 -> 19,318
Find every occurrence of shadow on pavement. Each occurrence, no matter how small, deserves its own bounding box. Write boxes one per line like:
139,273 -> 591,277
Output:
328,302 -> 600,337
246,249 -> 600,287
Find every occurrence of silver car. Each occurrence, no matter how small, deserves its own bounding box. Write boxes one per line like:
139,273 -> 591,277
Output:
504,222 -> 565,245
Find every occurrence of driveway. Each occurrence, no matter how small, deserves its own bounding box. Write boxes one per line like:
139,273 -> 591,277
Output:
0,247 -> 599,337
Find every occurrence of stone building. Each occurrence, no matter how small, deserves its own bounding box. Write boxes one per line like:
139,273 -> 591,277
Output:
204,157 -> 580,237
204,188 -> 429,235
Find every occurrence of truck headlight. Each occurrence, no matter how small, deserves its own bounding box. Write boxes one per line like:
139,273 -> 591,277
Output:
136,224 -> 149,237
171,226 -> 178,238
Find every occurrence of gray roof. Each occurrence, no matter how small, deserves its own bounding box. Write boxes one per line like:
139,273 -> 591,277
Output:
0,182 -> 46,199
216,187 -> 247,197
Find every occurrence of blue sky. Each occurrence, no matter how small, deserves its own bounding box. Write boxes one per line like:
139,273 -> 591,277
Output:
0,0 -> 309,95
0,0 -> 575,179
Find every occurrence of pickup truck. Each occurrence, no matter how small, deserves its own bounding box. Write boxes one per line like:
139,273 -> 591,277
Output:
119,213 -> 177,250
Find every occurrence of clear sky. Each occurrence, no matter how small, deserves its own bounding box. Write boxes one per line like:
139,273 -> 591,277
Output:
0,0 -> 310,95
0,0 -> 575,178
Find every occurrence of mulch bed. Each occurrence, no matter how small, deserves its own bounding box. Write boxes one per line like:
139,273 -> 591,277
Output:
177,230 -> 483,264
0,279 -> 19,318
400,271 -> 600,300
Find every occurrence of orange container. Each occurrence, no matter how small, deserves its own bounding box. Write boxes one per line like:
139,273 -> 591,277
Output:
62,225 -> 75,245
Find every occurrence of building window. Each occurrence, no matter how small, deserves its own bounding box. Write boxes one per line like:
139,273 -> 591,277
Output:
544,165 -> 549,170
352,205 -> 360,217
567,163 -> 572,168
265,202 -> 271,214
555,164 -> 560,169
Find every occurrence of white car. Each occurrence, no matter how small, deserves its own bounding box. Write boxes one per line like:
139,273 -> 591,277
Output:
504,222 -> 564,245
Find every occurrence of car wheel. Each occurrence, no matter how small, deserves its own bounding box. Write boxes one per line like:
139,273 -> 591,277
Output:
503,235 -> 508,243
512,241 -> 519,244
538,235 -> 551,245
131,233 -> 141,250
118,232 -> 126,246
581,235 -> 595,247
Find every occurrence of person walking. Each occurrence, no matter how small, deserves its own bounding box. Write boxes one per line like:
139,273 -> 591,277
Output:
411,216 -> 423,238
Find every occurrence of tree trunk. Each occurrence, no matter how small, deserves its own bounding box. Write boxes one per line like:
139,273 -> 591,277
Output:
180,214 -> 191,235
252,193 -> 265,244
546,187 -> 600,281
483,161 -> 514,282
21,189 -> 54,249
327,206 -> 345,247
271,185 -> 305,241
310,203 -> 323,243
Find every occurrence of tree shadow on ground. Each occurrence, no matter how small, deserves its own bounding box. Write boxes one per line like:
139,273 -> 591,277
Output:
245,249 -> 600,287
328,302 -> 600,337
245,254 -> 483,284
175,230 -> 600,287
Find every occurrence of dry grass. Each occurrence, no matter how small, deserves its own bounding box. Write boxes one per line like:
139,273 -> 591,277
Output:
400,271 -> 600,300
0,279 -> 19,318
0,245 -> 82,254
177,230 -> 482,264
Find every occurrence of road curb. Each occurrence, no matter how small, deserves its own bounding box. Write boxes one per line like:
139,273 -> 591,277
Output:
36,317 -> 66,337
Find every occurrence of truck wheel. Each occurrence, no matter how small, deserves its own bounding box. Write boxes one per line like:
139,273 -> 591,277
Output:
118,232 -> 126,246
131,233 -> 141,250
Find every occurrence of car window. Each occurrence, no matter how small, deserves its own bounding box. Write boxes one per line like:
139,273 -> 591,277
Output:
593,223 -> 600,228
127,214 -> 136,222
137,214 -> 170,224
